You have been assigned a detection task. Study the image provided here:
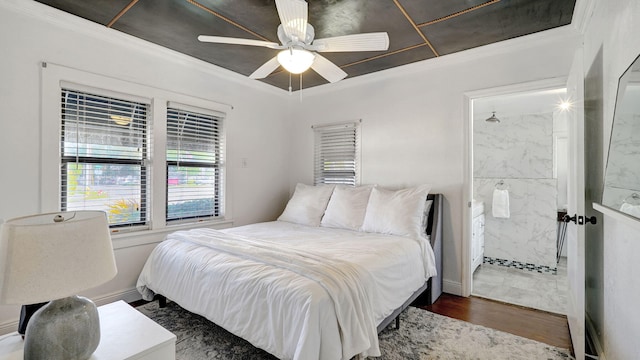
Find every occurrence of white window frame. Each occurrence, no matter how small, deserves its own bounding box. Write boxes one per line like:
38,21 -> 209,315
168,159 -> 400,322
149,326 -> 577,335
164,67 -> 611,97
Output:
312,120 -> 361,186
166,102 -> 226,223
41,62 -> 231,236
59,87 -> 151,227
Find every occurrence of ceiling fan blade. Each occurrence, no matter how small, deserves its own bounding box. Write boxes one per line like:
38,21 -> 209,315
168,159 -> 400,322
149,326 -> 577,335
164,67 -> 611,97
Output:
249,57 -> 281,79
310,54 -> 347,83
198,35 -> 281,49
275,0 -> 308,42
312,33 -> 390,52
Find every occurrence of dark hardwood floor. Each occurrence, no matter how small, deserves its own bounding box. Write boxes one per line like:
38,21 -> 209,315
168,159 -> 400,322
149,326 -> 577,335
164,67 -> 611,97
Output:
423,293 -> 573,352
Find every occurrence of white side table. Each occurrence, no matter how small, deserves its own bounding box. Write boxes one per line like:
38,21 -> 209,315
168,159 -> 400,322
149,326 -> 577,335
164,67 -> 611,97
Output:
0,300 -> 176,360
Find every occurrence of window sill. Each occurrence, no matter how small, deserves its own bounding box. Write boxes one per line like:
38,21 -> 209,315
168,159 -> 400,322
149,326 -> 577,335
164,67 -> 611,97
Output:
110,218 -> 234,250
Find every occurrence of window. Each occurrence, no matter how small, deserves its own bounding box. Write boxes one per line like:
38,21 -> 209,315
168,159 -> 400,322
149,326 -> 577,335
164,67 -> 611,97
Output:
61,88 -> 148,227
313,121 -> 360,186
166,104 -> 225,222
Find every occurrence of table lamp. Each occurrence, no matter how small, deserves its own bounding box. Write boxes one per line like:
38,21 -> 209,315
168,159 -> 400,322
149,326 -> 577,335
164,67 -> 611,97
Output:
0,211 -> 117,360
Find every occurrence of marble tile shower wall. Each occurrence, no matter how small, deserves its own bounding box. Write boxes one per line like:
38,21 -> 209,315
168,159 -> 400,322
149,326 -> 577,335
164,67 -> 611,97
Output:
474,113 -> 558,268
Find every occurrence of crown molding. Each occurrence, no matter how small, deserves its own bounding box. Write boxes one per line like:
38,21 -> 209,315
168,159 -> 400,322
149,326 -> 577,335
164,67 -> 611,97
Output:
2,0 -> 288,98
571,0 -> 596,35
301,24 -> 581,98
4,0 -> 586,99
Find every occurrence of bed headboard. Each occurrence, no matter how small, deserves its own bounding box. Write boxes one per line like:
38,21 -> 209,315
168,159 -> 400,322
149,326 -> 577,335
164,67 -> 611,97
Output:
425,193 -> 443,303
426,194 -> 442,240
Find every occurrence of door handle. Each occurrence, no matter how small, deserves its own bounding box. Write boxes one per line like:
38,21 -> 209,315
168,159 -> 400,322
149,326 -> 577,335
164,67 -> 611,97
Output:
563,214 -> 597,225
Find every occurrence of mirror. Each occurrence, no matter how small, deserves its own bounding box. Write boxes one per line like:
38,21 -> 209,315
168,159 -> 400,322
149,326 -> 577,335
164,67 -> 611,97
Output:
602,54 -> 640,219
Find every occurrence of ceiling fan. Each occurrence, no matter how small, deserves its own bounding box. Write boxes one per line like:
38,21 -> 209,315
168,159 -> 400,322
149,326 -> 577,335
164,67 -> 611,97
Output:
197,0 -> 389,84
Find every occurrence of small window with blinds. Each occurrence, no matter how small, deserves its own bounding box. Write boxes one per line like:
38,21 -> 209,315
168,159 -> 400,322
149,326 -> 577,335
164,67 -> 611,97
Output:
313,121 -> 360,186
61,88 -> 148,227
166,104 -> 224,222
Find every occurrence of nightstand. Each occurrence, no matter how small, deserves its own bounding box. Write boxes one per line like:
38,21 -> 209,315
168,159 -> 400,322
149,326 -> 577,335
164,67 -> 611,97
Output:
0,300 -> 176,360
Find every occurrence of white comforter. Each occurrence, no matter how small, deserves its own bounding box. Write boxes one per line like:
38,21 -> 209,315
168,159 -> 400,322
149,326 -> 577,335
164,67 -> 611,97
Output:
137,221 -> 437,360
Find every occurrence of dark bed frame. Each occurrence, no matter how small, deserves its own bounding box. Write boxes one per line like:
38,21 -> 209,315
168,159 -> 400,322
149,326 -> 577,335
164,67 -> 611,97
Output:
156,193 -> 444,334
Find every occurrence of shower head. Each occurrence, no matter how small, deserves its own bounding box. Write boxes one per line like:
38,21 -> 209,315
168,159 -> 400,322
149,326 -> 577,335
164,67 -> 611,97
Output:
486,111 -> 500,123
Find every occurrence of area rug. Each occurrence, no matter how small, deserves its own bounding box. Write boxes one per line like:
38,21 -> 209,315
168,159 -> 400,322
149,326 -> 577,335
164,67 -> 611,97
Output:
136,301 -> 570,360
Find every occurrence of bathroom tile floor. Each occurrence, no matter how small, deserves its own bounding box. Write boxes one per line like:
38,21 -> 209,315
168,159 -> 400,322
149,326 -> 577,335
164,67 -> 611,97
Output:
472,257 -> 567,314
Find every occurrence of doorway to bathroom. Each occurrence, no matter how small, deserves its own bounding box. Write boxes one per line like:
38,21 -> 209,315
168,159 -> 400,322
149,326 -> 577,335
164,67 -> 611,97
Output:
468,85 -> 570,315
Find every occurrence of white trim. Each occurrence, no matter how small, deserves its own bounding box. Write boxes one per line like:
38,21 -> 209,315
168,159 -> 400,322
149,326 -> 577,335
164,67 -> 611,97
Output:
166,101 -> 229,117
586,311 -> 607,360
60,80 -> 152,105
311,120 -> 360,130
110,219 -> 234,250
461,93 -> 473,298
462,77 -> 569,297
571,0 -> 596,35
464,77 -> 569,100
0,288 -> 144,336
1,0 -> 287,98
40,62 -> 234,235
92,288 -> 143,307
442,279 -> 462,297
1,0 -> 583,98
0,319 -> 18,336
593,202 -> 640,231
301,26 -> 580,98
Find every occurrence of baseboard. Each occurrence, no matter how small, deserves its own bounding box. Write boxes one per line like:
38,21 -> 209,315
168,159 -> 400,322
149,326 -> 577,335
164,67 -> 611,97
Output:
586,313 -> 606,360
0,288 -> 142,336
93,288 -> 142,307
0,319 -> 18,335
443,279 -> 462,296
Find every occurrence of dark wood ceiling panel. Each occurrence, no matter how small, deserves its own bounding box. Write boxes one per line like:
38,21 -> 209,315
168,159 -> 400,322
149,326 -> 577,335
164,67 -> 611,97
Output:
398,0 -> 494,25
260,44 -> 438,90
260,69 -> 328,91
308,1 -> 425,66
422,0 -> 576,56
318,43 -> 434,77
341,45 -> 437,79
308,0 -> 421,50
35,0 -> 133,25
110,0 -> 276,76
33,0 -> 577,91
193,0 -> 281,42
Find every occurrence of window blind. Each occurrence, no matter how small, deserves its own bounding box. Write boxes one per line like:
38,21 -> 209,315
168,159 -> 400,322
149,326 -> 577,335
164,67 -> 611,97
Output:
313,122 -> 360,186
166,105 -> 225,221
60,88 -> 148,227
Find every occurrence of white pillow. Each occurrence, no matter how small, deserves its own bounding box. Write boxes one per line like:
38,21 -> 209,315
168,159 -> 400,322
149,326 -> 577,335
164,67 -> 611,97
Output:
361,185 -> 431,240
321,185 -> 374,230
277,183 -> 335,226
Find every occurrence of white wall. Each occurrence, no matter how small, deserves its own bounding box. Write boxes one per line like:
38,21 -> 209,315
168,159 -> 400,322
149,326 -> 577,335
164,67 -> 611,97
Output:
0,0 -> 291,333
287,30 -> 579,294
582,0 -> 640,357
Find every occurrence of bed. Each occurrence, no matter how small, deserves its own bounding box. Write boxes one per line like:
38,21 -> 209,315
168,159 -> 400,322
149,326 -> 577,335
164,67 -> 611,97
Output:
137,185 -> 443,360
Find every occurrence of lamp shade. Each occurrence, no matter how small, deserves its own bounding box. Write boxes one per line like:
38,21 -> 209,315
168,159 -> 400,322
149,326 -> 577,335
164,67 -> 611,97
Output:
277,48 -> 315,74
0,211 -> 117,305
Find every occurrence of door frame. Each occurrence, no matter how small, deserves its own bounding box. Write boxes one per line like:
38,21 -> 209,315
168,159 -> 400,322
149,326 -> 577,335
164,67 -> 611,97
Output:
462,77 -> 568,297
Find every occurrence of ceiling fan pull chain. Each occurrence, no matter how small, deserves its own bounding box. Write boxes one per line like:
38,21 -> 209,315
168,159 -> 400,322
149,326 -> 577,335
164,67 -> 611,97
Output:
300,73 -> 303,102
288,72 -> 292,94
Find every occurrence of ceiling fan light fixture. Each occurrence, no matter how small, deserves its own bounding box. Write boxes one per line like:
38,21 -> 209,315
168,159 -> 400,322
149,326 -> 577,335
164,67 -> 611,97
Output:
277,48 -> 315,74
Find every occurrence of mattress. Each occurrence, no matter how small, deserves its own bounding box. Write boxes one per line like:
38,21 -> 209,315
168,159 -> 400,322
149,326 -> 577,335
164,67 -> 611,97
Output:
137,221 -> 437,360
